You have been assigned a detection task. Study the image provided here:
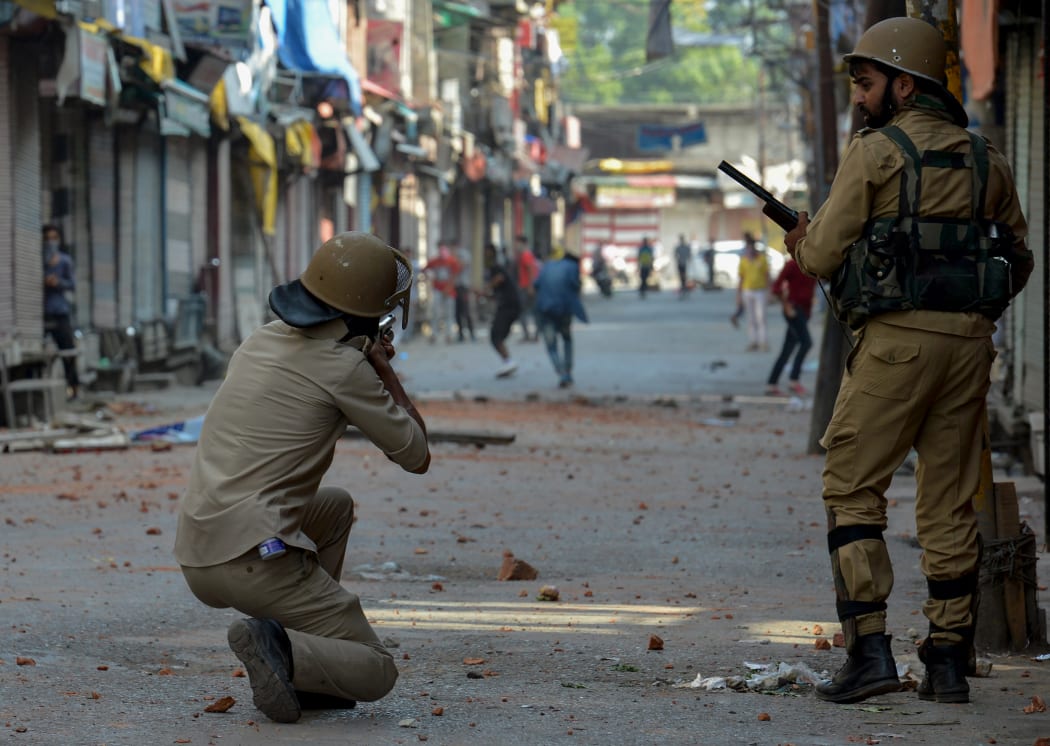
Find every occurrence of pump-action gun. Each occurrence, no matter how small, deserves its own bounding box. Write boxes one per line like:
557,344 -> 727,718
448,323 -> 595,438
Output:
717,161 -> 799,232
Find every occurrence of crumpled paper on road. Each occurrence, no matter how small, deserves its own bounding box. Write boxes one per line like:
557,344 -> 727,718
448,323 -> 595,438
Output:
674,660 -> 825,692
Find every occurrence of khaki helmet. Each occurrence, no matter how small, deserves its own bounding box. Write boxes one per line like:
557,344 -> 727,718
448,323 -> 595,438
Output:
843,17 -> 967,126
269,232 -> 413,329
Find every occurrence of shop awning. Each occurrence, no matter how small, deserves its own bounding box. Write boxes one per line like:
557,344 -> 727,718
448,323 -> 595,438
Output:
12,0 -> 57,19
576,173 -> 717,190
160,79 -> 211,137
344,122 -> 380,172
115,32 -> 175,84
362,77 -> 401,102
264,0 -> 362,115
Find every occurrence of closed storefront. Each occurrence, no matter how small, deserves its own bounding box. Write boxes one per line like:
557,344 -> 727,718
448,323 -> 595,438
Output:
581,209 -> 660,257
1006,27 -> 1045,416
0,35 -> 15,340
87,118 -> 119,328
133,127 -> 165,322
6,37 -> 44,343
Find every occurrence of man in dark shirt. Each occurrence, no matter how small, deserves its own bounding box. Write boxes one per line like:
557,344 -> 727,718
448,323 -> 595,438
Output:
484,243 -> 521,377
42,224 -> 79,400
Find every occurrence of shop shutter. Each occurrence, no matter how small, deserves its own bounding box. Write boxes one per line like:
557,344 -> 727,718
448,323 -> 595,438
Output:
88,119 -> 118,328
581,209 -> 660,256
117,128 -> 136,327
11,39 -> 42,340
1013,29 -> 1044,411
0,36 -> 13,337
134,128 -> 165,322
165,137 -> 194,302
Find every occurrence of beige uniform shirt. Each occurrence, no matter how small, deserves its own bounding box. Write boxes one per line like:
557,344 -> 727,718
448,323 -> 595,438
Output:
175,320 -> 428,567
796,104 -> 1029,337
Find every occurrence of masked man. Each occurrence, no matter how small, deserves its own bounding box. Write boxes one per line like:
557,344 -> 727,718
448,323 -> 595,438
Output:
785,18 -> 1032,705
175,232 -> 431,723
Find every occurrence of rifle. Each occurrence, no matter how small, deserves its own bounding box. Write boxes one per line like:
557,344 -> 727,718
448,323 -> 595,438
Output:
717,161 -> 799,232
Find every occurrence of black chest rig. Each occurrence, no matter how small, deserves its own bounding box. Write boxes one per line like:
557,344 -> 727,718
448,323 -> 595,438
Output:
830,126 -> 1015,329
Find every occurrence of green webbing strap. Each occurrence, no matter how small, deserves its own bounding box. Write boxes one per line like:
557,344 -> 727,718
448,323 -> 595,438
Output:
921,151 -> 969,169
881,126 -> 924,217
967,132 -> 990,222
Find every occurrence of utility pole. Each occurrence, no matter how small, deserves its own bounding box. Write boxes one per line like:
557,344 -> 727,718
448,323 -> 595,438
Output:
906,0 -> 962,101
806,0 -> 908,455
804,0 -> 844,454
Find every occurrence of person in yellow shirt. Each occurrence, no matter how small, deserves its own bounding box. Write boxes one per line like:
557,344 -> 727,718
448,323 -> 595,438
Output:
735,233 -> 770,350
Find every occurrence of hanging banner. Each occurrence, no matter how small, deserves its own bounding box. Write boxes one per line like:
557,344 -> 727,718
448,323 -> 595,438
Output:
79,25 -> 108,105
173,0 -> 254,48
595,185 -> 675,209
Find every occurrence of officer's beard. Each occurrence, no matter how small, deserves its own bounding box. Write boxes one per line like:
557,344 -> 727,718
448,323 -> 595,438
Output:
858,81 -> 898,129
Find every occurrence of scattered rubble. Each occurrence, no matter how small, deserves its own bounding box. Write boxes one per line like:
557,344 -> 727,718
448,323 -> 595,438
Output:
536,585 -> 559,602
498,552 -> 538,581
674,660 -> 825,694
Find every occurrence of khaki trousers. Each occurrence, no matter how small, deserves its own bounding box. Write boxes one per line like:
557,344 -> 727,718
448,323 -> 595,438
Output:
821,320 -> 994,642
181,486 -> 398,701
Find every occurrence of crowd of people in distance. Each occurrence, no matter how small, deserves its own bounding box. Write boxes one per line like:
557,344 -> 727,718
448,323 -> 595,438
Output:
412,230 -> 817,395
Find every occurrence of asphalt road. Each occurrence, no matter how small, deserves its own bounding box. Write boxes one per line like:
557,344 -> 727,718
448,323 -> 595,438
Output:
391,280 -> 826,402
2,282 -> 1049,746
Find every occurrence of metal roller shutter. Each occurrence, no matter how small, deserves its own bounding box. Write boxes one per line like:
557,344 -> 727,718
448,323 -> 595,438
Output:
88,119 -> 118,328
0,36 -> 13,339
1014,29 -> 1044,412
134,128 -> 165,322
11,39 -> 43,340
165,136 -> 195,303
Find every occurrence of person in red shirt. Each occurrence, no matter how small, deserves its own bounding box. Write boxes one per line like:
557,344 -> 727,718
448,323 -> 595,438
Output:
765,257 -> 818,396
422,244 -> 462,343
513,235 -> 540,341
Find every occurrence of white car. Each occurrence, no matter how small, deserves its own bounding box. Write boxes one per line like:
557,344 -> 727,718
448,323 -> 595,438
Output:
708,239 -> 786,288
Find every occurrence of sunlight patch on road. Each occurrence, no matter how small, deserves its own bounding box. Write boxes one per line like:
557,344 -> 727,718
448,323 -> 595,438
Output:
736,619 -> 843,646
368,599 -> 703,633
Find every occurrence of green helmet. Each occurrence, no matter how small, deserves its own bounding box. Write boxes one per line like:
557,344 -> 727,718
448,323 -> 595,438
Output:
270,232 -> 413,329
843,17 -> 967,126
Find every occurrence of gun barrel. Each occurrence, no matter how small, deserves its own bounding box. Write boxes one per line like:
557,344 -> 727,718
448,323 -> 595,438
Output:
716,160 -> 799,231
717,161 -> 776,203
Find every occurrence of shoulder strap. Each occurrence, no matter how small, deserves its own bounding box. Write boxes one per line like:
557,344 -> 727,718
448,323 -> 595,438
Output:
966,132 -> 990,221
880,126 -> 923,217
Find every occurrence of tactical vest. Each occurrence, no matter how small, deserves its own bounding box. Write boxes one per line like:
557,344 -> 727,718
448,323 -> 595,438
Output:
830,126 -> 1015,329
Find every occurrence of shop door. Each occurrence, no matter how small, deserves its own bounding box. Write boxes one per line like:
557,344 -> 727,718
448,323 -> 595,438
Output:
134,129 -> 165,322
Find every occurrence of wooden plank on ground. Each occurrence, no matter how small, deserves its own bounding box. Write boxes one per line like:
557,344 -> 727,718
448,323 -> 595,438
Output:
344,427 -> 515,446
994,481 -> 1028,650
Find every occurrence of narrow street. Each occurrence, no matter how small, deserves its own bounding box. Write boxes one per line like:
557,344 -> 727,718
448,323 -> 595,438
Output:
392,280 -> 820,401
2,286 -> 1049,745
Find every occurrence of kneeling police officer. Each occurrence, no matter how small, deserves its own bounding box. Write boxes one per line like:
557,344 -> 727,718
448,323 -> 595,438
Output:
175,232 -> 430,722
786,18 -> 1033,705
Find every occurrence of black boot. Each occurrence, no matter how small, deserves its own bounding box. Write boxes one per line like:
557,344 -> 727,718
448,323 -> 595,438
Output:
228,617 -> 301,723
917,639 -> 970,703
296,691 -> 358,710
816,633 -> 901,703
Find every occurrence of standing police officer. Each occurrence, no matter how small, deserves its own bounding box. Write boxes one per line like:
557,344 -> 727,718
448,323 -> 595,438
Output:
175,232 -> 431,723
785,17 -> 1032,705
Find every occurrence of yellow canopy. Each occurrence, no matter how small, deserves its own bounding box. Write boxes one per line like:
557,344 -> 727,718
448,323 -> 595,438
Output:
237,117 -> 277,236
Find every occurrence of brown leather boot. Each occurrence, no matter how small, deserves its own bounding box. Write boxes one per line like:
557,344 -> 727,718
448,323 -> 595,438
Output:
917,639 -> 970,703
816,633 -> 901,703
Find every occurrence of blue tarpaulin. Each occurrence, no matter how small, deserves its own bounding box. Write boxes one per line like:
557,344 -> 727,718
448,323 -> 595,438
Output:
265,0 -> 363,115
637,122 -> 707,151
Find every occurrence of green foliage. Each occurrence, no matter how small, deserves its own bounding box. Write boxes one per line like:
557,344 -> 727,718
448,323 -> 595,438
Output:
557,0 -> 762,105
